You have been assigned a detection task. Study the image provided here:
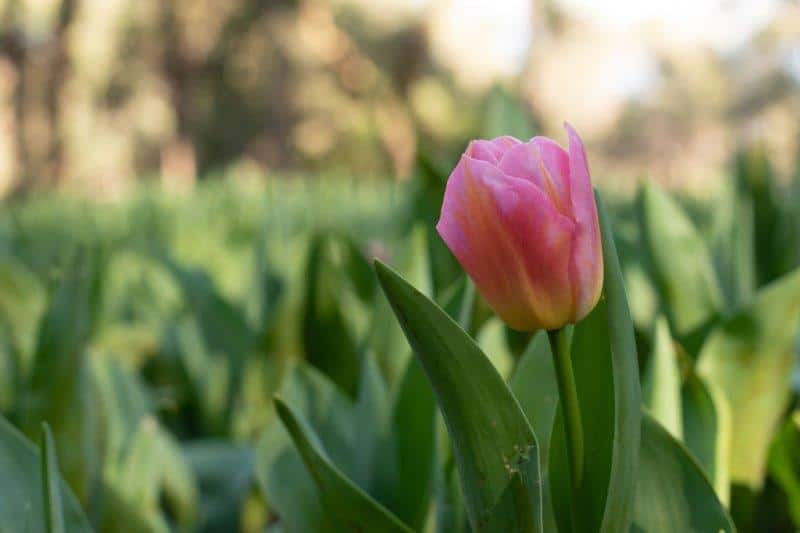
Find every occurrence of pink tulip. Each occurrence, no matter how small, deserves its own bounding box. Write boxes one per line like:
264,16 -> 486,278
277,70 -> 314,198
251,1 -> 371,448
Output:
436,124 -> 603,331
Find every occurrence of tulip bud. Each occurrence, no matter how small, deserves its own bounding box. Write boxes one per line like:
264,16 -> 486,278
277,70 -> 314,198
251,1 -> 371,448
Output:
436,124 -> 603,331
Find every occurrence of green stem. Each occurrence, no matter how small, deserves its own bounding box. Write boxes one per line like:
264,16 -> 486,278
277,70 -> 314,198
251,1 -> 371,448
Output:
548,326 -> 584,530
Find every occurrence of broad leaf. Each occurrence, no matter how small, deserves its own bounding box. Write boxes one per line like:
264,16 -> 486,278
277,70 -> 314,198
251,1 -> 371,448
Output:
642,317 -> 682,440
20,250 -> 100,502
768,412 -> 800,527
681,374 -> 731,506
632,414 -> 735,532
638,183 -> 722,336
302,233 -> 370,398
256,364 -> 354,533
376,260 -> 542,532
698,267 -> 800,488
388,357 -> 437,530
0,416 -> 91,532
275,398 -> 413,533
510,333 -> 558,533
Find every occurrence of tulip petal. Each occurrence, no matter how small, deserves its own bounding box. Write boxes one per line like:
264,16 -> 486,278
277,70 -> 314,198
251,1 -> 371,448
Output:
437,155 -> 576,330
565,122 -> 603,320
466,136 -> 521,163
497,139 -> 571,215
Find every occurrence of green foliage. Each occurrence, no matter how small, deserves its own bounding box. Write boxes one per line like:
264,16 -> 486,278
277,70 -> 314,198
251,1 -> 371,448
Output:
638,183 -> 722,337
632,414 -> 735,532
0,415 -> 90,532
0,149 -> 797,532
698,268 -> 800,489
376,260 -> 542,532
549,193 -> 641,533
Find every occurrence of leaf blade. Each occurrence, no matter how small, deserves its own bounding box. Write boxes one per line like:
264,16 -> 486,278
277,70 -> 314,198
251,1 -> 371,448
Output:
375,260 -> 542,532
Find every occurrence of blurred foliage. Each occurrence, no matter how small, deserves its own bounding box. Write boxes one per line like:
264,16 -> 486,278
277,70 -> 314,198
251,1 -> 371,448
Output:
0,84 -> 798,532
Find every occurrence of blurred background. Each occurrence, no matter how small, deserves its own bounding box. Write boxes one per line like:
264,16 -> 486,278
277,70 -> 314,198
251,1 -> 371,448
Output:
0,0 -> 798,197
1,1 -> 800,532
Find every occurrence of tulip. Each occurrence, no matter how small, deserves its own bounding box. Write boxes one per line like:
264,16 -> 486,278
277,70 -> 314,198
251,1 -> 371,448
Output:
436,123 -> 603,332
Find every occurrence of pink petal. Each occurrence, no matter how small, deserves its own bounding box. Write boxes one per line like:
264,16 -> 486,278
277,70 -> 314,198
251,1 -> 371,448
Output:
466,136 -> 521,164
497,138 -> 571,215
565,122 -> 603,320
437,155 -> 576,330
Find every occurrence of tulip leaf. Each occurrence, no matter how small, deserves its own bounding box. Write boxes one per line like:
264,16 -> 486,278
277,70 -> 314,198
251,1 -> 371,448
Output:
632,414 -> 735,532
19,250 -> 101,503
375,260 -> 542,533
41,422 -> 66,533
256,363 -> 356,533
768,412 -> 800,527
734,147 -> 799,286
549,192 -> 641,533
274,398 -> 413,533
389,357 -> 437,530
302,232 -> 371,398
642,317 -> 683,440
0,415 -> 91,532
681,374 -> 731,506
697,267 -> 800,489
510,333 -> 558,532
639,183 -> 722,336
710,177 -> 756,310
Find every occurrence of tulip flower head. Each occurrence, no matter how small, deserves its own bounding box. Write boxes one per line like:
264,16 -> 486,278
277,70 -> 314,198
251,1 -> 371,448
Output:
436,124 -> 603,331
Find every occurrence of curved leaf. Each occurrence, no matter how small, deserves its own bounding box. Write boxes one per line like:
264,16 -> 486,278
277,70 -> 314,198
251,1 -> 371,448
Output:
681,374 -> 731,506
390,357 -> 437,530
698,267 -> 800,488
376,260 -> 542,532
638,183 -> 722,336
274,398 -> 413,533
41,423 -> 66,533
0,416 -> 91,532
510,333 -> 558,532
642,317 -> 682,440
550,192 -> 641,533
632,414 -> 735,533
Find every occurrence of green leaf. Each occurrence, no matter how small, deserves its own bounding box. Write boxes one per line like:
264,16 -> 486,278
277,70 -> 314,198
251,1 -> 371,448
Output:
20,250 -> 100,502
698,267 -> 800,488
160,253 -> 254,430
734,147 -> 798,285
185,442 -> 254,532
768,412 -> 800,527
638,183 -> 722,336
302,233 -> 369,398
375,260 -> 542,533
642,317 -> 683,440
274,398 -> 413,533
681,374 -> 731,506
353,353 -> 392,490
368,224 -> 433,388
41,422 -> 66,533
388,357 -> 437,530
710,177 -> 756,310
256,363 -> 358,533
549,192 -> 641,533
632,414 -> 735,532
0,415 -> 91,532
510,333 -> 558,533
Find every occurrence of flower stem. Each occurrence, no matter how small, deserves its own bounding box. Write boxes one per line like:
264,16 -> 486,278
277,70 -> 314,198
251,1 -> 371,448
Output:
548,326 -> 584,530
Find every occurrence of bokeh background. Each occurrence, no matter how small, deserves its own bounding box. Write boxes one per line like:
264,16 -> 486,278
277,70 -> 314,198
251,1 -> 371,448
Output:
1,0 -> 799,196
2,1 -> 800,532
